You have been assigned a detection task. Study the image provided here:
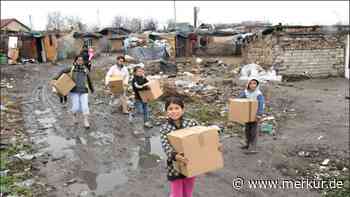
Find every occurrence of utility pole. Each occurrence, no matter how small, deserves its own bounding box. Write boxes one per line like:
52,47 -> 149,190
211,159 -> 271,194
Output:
173,0 -> 176,24
193,7 -> 199,28
97,9 -> 101,28
29,15 -> 33,30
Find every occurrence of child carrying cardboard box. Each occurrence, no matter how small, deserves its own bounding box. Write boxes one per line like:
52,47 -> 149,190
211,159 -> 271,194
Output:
235,79 -> 265,154
160,96 -> 223,197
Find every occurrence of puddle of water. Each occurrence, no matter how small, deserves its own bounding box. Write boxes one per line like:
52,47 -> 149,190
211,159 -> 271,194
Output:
80,169 -> 128,195
148,136 -> 166,159
130,135 -> 166,169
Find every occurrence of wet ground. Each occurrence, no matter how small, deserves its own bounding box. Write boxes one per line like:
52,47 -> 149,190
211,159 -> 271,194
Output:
0,56 -> 349,197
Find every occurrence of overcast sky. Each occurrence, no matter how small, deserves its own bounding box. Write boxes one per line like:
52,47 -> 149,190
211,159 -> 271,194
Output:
1,1 -> 349,30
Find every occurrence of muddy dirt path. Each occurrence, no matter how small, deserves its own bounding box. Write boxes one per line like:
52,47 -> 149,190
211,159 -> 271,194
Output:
2,61 -> 348,197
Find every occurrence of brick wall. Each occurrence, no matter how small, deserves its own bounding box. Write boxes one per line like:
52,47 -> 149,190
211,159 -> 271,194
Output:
276,48 -> 344,76
242,32 -> 347,77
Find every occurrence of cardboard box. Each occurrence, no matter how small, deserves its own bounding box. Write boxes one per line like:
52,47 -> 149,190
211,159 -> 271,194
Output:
139,80 -> 163,102
108,75 -> 124,94
228,98 -> 258,124
167,126 -> 224,177
52,74 -> 75,96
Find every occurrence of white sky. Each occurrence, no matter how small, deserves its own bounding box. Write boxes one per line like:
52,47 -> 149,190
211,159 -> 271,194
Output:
1,1 -> 349,30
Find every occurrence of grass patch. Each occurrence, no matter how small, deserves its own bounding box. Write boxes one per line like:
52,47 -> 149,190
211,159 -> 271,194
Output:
321,175 -> 350,197
90,67 -> 106,82
0,143 -> 34,196
186,102 -> 225,124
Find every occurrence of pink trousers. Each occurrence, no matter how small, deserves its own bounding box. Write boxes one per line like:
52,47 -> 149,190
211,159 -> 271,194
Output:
170,177 -> 196,197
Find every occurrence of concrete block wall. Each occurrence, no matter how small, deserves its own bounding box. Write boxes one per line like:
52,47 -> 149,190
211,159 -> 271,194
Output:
242,32 -> 347,77
276,48 -> 345,77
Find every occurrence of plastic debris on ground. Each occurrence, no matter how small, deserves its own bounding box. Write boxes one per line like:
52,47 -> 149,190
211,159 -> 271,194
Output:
239,63 -> 282,82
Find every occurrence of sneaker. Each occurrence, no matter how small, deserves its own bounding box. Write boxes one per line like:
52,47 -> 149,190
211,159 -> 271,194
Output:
240,145 -> 249,150
83,115 -> 90,129
72,113 -> 78,125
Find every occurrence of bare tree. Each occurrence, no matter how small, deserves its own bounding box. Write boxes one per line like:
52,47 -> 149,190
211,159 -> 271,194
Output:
142,18 -> 158,31
46,12 -> 88,31
112,15 -> 128,28
46,11 -> 64,30
64,16 -> 85,31
127,18 -> 142,33
166,19 -> 176,31
87,24 -> 100,32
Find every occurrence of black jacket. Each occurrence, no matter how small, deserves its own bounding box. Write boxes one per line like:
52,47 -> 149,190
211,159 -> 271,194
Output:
132,75 -> 149,100
80,50 -> 91,71
54,64 -> 94,94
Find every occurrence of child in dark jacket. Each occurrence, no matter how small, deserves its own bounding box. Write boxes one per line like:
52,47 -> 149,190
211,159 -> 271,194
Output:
238,79 -> 265,154
131,66 -> 152,128
53,55 -> 94,128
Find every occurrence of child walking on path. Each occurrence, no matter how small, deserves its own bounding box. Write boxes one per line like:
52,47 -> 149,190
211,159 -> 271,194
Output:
238,79 -> 265,154
105,55 -> 130,114
131,66 -> 152,128
53,55 -> 94,129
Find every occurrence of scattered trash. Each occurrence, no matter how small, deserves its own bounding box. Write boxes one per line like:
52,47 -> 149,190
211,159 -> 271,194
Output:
239,63 -> 282,82
13,151 -> 35,161
79,190 -> 93,197
321,159 -> 330,166
14,179 -> 35,188
0,170 -> 10,177
64,179 -> 77,186
260,122 -> 274,134
319,166 -> 328,171
317,136 -> 324,140
297,151 -> 310,157
195,58 -> 203,64
34,108 -> 51,115
94,100 -> 104,105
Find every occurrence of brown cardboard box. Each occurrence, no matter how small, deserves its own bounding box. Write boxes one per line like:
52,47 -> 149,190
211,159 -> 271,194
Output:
108,75 -> 124,94
139,80 -> 163,102
228,98 -> 258,124
167,126 -> 224,177
52,74 -> 76,96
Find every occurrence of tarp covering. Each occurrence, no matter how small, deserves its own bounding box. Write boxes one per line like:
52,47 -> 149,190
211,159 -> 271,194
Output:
128,46 -> 165,61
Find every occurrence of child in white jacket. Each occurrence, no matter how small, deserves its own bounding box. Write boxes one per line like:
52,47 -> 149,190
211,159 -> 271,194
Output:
105,56 -> 130,113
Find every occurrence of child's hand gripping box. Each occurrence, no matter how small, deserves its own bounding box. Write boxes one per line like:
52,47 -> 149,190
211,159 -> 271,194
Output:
228,98 -> 258,124
139,80 -> 163,102
108,75 -> 124,94
52,73 -> 76,96
167,126 -> 224,177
